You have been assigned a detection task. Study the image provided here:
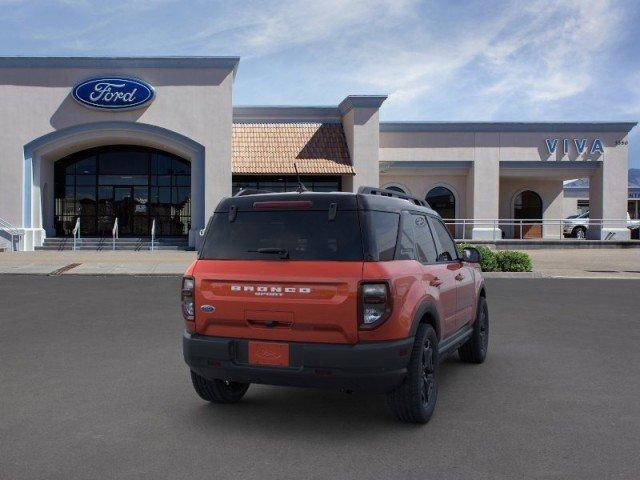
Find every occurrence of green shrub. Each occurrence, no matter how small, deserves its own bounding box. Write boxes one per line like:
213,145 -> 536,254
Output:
495,250 -> 532,272
456,243 -> 498,272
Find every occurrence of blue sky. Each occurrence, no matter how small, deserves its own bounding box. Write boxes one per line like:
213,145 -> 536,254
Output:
1,0 -> 639,168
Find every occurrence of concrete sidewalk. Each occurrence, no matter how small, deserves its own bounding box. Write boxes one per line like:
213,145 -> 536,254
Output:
0,251 -> 196,275
0,248 -> 639,278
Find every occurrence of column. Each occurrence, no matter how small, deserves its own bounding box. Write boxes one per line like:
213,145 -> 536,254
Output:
340,95 -> 387,191
588,139 -> 629,240
471,133 -> 501,240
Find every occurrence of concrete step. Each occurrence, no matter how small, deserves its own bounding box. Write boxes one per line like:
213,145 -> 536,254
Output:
37,237 -> 190,251
35,245 -> 187,251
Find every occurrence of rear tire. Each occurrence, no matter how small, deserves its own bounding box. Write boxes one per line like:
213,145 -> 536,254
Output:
573,226 -> 586,239
458,296 -> 489,364
190,370 -> 249,404
386,324 -> 438,424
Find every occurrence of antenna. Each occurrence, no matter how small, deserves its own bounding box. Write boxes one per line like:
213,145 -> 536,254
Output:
293,163 -> 308,193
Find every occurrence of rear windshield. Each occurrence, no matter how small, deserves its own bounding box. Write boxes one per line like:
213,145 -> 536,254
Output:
199,210 -> 363,261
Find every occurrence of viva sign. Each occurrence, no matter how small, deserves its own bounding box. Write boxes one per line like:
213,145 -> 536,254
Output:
545,137 -> 604,156
72,77 -> 155,110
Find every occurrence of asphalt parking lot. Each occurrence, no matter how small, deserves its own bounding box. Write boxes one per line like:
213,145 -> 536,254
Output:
1,276 -> 639,480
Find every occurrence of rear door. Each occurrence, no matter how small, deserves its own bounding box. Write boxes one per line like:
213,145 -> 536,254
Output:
194,205 -> 364,344
428,216 -> 475,330
410,212 -> 458,337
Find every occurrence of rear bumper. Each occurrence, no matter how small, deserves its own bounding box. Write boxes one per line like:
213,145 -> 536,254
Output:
183,332 -> 413,393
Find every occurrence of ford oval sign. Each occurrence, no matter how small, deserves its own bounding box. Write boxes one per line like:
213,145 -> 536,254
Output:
72,77 -> 155,110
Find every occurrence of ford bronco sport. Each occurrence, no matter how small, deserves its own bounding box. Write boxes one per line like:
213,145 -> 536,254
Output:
182,187 -> 488,423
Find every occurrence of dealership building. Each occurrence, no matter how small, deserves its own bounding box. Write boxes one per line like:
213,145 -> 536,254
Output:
0,56 -> 636,250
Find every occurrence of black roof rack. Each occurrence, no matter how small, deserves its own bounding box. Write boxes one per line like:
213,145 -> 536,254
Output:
233,188 -> 273,197
358,186 -> 430,208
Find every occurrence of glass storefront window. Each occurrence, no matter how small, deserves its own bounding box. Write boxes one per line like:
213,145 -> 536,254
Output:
54,146 -> 190,237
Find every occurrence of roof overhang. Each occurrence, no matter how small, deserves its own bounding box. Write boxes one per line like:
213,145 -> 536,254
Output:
380,122 -> 638,133
0,56 -> 241,78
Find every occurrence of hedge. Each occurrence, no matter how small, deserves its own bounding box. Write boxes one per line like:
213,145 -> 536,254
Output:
495,250 -> 532,272
456,243 -> 532,272
456,243 -> 498,272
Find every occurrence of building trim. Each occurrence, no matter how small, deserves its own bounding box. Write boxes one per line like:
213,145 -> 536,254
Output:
380,160 -> 473,171
233,106 -> 342,123
500,161 -> 600,170
380,121 -> 638,133
0,56 -> 240,75
338,95 -> 387,115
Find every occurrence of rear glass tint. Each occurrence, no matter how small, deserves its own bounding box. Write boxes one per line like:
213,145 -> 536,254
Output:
200,210 -> 363,261
364,211 -> 399,261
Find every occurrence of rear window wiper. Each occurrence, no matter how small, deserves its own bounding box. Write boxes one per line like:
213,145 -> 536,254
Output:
247,247 -> 290,259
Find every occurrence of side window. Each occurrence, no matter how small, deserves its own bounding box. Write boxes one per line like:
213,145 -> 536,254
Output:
396,211 -> 416,260
367,211 -> 399,261
428,216 -> 458,262
411,213 -> 438,264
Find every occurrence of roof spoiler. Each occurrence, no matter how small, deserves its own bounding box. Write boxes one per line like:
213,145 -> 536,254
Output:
358,186 -> 429,208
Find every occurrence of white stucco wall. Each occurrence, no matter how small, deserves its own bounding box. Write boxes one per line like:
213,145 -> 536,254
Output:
0,58 -> 236,249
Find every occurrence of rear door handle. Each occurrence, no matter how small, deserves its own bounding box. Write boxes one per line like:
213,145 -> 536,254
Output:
429,277 -> 443,287
455,273 -> 464,281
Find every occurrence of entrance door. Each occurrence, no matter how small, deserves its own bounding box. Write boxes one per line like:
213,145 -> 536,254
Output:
114,187 -> 134,236
514,190 -> 543,239
113,187 -> 149,236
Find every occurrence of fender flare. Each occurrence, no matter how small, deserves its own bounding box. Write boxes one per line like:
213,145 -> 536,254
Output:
409,300 -> 441,340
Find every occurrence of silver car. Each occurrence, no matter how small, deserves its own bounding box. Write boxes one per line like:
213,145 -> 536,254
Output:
563,211 -> 639,239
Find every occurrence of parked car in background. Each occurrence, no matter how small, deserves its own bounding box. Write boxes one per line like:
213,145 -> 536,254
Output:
564,211 -> 639,239
563,211 -> 589,239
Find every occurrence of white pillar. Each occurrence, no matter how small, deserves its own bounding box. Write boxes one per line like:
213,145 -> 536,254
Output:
588,138 -> 630,240
471,133 -> 501,240
340,96 -> 386,192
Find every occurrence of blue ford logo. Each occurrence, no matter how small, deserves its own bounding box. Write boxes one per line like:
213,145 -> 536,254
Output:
200,305 -> 215,313
72,77 -> 155,110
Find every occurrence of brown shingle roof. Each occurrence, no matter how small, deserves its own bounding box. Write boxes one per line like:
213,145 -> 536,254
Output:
232,123 -> 354,175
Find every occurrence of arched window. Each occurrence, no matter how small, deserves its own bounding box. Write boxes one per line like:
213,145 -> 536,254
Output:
513,190 -> 543,238
384,185 -> 406,194
53,145 -> 191,237
426,186 -> 455,219
514,190 -> 542,220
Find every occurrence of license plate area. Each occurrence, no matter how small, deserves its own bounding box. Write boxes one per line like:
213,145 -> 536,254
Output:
248,341 -> 290,367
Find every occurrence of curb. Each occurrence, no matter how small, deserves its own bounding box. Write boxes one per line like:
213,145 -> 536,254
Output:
481,271 -> 537,278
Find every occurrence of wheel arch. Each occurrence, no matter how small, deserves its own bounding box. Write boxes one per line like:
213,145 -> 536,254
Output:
409,301 -> 441,340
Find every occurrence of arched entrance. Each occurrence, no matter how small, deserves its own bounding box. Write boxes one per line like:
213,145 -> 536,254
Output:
513,190 -> 543,239
426,186 -> 456,237
54,146 -> 191,237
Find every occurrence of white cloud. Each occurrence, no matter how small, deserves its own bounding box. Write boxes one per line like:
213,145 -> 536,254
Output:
336,0 -> 624,117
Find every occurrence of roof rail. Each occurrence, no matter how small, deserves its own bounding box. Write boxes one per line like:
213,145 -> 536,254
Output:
233,188 -> 273,197
358,186 -> 430,207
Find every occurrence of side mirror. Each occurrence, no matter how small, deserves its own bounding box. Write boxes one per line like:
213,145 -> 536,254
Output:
462,247 -> 482,263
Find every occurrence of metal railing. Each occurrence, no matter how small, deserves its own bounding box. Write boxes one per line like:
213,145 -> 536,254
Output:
150,218 -> 156,252
112,218 -> 119,251
72,218 -> 81,251
0,217 -> 23,252
441,218 -> 636,241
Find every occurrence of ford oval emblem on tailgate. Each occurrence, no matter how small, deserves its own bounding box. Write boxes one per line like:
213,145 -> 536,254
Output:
200,305 -> 215,313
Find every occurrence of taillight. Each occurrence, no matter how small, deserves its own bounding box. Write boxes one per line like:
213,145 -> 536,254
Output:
359,282 -> 392,329
181,276 -> 195,324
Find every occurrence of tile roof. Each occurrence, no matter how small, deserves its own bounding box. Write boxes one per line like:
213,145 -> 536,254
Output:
232,123 -> 354,175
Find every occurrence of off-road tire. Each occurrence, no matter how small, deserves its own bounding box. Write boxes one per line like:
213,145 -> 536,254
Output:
458,296 -> 489,364
573,226 -> 586,239
190,370 -> 250,404
386,324 -> 438,424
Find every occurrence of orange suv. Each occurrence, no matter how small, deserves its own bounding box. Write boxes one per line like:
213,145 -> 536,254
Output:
182,187 -> 488,423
